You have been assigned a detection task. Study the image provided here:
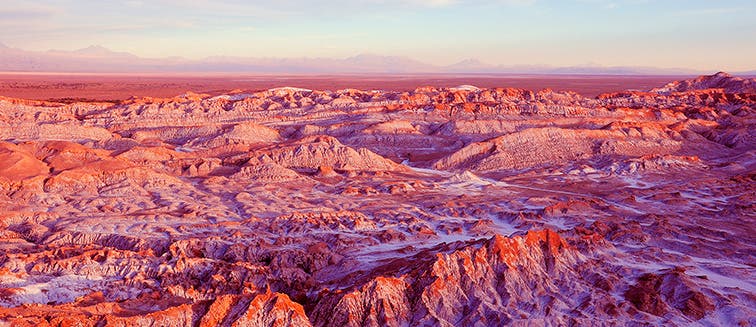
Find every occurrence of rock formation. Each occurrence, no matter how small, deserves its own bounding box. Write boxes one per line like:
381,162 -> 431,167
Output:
0,73 -> 754,326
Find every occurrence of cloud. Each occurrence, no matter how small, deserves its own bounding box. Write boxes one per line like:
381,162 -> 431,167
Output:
124,0 -> 145,7
0,4 -> 59,20
407,0 -> 536,7
673,7 -> 740,16
573,0 -> 645,10
498,0 -> 536,5
410,0 -> 458,7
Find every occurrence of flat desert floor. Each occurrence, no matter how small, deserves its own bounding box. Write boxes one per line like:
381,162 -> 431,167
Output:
0,73 -> 687,101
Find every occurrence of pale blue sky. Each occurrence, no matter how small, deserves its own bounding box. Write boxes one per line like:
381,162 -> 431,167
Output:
1,0 -> 755,70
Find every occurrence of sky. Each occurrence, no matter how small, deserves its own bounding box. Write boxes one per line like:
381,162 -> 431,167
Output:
1,0 -> 755,71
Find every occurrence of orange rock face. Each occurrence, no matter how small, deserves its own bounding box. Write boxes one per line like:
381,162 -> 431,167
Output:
0,73 -> 754,326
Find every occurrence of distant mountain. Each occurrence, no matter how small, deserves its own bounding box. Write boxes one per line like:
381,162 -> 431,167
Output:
0,44 -> 185,72
0,45 -> 440,73
446,58 -> 494,72
344,54 -> 437,73
539,65 -> 701,75
67,45 -> 140,59
0,44 -> 745,75
184,54 -> 436,73
442,62 -> 707,75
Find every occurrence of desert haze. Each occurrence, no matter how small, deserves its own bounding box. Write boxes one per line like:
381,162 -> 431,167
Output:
0,71 -> 753,326
0,44 -> 722,75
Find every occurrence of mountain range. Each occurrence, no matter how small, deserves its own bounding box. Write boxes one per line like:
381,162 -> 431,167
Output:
0,43 -> 750,75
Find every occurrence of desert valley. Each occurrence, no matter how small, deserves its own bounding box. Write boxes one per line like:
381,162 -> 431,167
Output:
0,72 -> 753,326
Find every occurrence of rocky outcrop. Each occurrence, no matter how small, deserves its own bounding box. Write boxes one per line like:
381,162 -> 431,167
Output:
200,292 -> 312,327
0,291 -> 310,326
311,230 -> 624,326
625,268 -> 716,320
434,127 -> 682,172
0,142 -> 49,182
257,135 -> 404,172
652,72 -> 756,94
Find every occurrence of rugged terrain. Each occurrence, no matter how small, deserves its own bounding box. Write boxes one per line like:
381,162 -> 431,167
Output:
0,72 -> 753,326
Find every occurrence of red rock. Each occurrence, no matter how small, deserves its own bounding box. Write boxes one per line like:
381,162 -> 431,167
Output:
0,74 -> 753,326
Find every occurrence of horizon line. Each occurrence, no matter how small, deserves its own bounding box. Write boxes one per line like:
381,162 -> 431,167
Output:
3,43 -> 753,74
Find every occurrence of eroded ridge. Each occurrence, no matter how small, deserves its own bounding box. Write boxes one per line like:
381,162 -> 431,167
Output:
0,73 -> 754,326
